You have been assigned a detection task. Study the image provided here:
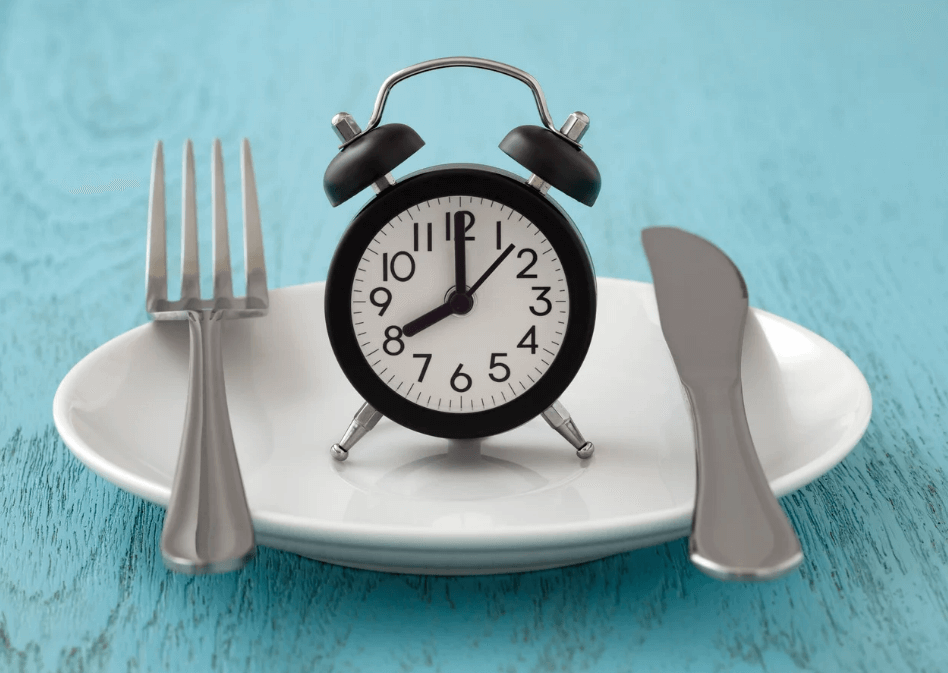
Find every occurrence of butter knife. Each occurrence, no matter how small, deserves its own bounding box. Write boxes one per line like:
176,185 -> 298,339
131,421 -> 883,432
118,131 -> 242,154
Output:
642,226 -> 803,581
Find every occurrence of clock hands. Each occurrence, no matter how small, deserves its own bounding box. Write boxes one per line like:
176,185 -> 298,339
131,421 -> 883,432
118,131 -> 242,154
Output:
467,243 -> 515,295
402,243 -> 517,337
403,301 -> 455,337
405,215 -> 471,337
454,214 -> 467,295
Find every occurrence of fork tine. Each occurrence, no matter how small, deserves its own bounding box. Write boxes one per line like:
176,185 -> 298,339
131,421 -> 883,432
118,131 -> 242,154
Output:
212,139 -> 234,301
146,141 -> 167,311
180,140 -> 201,303
241,139 -> 268,309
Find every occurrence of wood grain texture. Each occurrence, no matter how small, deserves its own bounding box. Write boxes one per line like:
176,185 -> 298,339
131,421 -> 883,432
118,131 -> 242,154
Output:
1,0 -> 946,671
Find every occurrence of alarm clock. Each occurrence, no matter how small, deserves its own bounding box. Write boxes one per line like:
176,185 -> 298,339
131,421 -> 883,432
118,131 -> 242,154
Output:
322,57 -> 601,461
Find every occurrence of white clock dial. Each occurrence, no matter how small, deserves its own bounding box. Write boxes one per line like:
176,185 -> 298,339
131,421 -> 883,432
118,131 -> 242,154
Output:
350,196 -> 569,413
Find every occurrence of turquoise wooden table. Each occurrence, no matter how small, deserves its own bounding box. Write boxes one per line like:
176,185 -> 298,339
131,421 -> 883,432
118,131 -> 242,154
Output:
2,1 -> 946,670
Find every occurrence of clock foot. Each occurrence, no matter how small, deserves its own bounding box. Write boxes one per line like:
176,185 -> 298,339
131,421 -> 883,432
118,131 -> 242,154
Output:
330,401 -> 383,461
576,441 -> 595,459
541,399 -> 595,459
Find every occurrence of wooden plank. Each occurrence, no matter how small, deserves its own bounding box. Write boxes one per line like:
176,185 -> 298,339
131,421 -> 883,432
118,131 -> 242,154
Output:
0,0 -> 946,670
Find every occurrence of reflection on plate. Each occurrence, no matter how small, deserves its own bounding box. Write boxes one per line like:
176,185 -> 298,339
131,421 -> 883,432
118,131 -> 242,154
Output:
53,279 -> 872,575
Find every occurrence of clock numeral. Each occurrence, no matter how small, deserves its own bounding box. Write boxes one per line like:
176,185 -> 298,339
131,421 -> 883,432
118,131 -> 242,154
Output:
488,353 -> 510,382
382,251 -> 415,282
516,248 -> 538,278
517,326 -> 538,355
369,287 -> 392,316
496,221 -> 502,250
383,326 -> 405,356
413,353 -> 432,382
413,222 -> 433,252
445,211 -> 475,241
450,363 -> 472,392
530,286 -> 552,316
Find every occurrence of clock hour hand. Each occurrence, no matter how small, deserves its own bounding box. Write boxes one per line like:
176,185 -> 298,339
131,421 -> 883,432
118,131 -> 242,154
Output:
403,300 -> 454,337
467,243 -> 515,295
405,242 -> 515,337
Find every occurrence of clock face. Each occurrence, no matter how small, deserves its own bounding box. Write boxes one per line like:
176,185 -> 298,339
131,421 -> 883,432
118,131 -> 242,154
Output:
350,196 -> 569,413
325,166 -> 596,439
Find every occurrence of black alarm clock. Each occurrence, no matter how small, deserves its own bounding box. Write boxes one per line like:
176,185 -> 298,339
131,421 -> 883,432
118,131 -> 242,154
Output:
321,57 -> 601,461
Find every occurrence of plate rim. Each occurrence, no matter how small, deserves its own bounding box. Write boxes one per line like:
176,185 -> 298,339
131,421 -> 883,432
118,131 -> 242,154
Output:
52,278 -> 872,553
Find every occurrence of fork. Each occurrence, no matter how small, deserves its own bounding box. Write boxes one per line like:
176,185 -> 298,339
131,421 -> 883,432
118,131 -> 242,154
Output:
147,138 -> 269,574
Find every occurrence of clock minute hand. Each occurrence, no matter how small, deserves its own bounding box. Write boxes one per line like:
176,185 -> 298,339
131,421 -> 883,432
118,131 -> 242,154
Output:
467,243 -> 516,295
454,214 -> 467,293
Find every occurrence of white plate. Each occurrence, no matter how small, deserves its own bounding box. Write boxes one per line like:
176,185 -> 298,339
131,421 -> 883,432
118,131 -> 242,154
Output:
53,279 -> 871,575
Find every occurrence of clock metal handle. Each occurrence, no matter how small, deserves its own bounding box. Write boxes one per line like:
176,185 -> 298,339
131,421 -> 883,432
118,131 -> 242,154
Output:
341,56 -> 582,150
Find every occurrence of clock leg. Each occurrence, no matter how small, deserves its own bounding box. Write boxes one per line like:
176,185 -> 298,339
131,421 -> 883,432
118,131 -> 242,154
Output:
330,402 -> 383,461
541,399 -> 595,459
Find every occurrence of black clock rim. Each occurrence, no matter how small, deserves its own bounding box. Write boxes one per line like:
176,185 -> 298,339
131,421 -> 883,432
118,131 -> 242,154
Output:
324,164 -> 596,439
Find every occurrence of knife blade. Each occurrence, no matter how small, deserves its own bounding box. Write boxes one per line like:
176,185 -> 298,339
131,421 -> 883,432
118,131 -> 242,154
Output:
642,226 -> 803,581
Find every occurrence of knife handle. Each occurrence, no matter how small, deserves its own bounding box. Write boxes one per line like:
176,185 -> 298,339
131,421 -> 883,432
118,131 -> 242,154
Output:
686,379 -> 803,581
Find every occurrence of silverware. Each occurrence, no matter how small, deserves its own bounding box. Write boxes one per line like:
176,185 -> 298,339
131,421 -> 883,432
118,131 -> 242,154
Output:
641,226 -> 802,581
147,138 -> 268,574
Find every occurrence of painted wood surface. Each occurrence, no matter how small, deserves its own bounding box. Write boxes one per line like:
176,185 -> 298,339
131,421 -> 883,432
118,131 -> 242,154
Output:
1,1 -> 946,670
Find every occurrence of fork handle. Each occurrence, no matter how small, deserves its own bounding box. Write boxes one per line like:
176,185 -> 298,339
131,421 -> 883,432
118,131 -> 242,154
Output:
160,310 -> 255,574
687,379 -> 803,581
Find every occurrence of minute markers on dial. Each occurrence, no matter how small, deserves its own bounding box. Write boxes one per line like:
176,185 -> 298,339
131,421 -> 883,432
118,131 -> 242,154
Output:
350,195 -> 569,414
